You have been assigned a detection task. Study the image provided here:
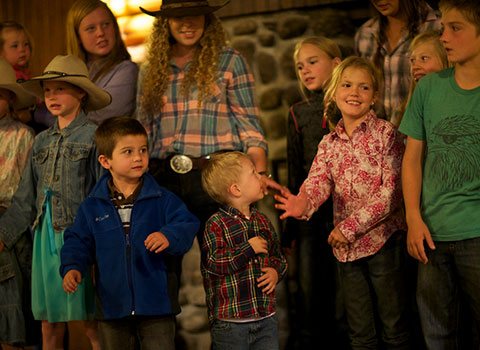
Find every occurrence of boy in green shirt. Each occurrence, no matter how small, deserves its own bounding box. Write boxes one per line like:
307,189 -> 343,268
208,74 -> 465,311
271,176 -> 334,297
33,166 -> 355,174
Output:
399,0 -> 480,348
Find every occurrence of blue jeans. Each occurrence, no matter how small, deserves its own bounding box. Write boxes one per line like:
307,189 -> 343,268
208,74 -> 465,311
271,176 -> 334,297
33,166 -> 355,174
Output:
98,316 -> 175,350
338,231 -> 411,350
211,315 -> 279,350
417,237 -> 480,350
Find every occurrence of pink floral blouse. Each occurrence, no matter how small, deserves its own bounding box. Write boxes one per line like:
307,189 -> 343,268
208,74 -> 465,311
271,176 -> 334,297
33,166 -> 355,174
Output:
301,110 -> 406,262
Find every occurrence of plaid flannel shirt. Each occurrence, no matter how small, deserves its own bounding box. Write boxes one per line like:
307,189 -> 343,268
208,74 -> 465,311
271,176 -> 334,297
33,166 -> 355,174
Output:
354,7 -> 440,121
201,206 -> 287,322
141,47 -> 267,159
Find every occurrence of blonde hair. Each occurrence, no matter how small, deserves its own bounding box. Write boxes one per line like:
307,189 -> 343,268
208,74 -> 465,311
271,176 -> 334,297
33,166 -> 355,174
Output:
439,0 -> 480,34
138,13 -> 227,120
394,30 -> 449,127
323,56 -> 381,129
201,151 -> 250,205
293,36 -> 342,100
66,0 -> 130,82
0,21 -> 33,65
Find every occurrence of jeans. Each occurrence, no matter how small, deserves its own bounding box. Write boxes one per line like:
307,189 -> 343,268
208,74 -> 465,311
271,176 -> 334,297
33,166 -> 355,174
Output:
211,315 -> 279,350
338,231 -> 411,350
98,316 -> 175,350
416,237 -> 480,350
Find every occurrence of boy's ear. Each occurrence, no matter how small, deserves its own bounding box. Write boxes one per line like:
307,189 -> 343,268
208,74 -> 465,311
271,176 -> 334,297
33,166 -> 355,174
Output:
98,155 -> 111,170
228,183 -> 241,198
333,57 -> 341,67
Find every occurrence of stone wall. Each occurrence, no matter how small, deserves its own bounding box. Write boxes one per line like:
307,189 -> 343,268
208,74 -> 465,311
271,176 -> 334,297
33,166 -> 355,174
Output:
176,4 -> 370,350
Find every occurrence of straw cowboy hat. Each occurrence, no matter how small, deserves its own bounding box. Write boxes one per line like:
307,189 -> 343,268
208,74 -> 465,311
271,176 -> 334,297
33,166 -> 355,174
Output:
0,58 -> 36,110
22,55 -> 111,111
140,0 -> 230,17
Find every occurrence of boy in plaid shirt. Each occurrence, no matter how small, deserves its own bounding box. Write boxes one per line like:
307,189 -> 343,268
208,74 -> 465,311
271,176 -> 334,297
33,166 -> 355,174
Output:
200,151 -> 287,350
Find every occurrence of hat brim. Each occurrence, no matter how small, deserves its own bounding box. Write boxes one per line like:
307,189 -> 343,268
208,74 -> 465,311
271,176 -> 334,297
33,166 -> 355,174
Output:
22,75 -> 111,112
140,0 -> 229,17
0,83 -> 36,110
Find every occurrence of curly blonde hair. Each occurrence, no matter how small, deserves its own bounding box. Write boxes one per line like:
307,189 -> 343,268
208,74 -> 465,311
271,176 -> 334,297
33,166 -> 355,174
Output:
139,14 -> 227,120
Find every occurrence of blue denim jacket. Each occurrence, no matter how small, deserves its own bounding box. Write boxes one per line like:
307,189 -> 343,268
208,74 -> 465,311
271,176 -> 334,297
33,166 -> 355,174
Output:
0,112 -> 102,249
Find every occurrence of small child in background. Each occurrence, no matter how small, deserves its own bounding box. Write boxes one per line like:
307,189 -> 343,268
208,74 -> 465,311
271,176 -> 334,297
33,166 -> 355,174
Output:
60,116 -> 199,350
0,54 -> 111,350
275,56 -> 411,349
201,151 -> 287,350
0,58 -> 36,349
286,36 -> 343,348
0,21 -> 32,82
393,30 -> 449,127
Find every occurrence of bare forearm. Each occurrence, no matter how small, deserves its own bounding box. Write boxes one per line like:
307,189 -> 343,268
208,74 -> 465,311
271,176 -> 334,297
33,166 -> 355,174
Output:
247,147 -> 267,173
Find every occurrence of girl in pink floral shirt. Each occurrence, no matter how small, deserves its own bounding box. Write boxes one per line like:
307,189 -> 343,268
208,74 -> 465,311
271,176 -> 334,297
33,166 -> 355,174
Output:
275,56 -> 411,349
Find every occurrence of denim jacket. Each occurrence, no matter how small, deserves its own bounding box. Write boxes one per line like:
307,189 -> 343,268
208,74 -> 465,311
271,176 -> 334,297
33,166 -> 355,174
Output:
0,112 -> 102,249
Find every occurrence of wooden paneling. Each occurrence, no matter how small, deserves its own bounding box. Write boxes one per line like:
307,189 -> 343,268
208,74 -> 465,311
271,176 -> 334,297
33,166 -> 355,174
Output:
0,0 -> 77,75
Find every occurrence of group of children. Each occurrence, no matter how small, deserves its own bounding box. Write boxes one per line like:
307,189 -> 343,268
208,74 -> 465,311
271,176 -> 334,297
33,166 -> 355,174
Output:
0,0 -> 479,349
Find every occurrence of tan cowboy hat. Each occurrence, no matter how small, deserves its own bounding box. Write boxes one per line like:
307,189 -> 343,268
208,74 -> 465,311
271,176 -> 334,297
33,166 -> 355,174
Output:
22,55 -> 111,111
140,0 -> 230,17
0,58 -> 36,110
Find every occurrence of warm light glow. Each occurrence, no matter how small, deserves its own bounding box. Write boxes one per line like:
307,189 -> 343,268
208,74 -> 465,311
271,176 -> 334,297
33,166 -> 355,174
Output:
128,0 -> 161,12
105,0 -> 127,16
105,0 -> 161,62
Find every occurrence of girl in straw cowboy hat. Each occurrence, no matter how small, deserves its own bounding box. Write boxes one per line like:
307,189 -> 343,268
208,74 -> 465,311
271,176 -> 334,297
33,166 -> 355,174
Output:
0,58 -> 37,350
0,54 -> 111,350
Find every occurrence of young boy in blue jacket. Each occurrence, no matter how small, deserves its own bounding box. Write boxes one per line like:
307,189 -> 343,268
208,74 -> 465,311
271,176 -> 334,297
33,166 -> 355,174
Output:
60,116 -> 199,350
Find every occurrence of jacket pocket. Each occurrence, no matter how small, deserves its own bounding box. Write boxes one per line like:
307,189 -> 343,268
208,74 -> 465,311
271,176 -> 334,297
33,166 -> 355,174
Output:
0,253 -> 15,282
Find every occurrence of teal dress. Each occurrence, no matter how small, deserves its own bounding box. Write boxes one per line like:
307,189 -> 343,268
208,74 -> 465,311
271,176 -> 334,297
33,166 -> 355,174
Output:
31,189 -> 94,322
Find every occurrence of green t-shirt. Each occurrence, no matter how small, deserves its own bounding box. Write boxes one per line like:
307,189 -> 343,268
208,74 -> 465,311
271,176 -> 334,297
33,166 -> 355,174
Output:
399,67 -> 480,241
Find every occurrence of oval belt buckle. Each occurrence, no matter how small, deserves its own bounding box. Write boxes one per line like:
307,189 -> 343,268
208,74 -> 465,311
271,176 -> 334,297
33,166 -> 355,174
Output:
170,154 -> 193,174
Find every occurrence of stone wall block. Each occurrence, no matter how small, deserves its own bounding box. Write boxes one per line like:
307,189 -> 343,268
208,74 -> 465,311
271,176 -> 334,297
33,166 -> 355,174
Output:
280,45 -> 297,80
258,31 -> 276,47
282,83 -> 303,107
256,51 -> 278,84
264,112 -> 287,140
311,8 -> 356,37
277,15 -> 308,40
177,305 -> 210,333
232,19 -> 258,35
259,87 -> 283,110
231,38 -> 256,67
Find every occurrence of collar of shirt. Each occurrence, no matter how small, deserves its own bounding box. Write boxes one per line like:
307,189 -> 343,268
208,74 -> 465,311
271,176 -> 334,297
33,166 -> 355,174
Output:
219,204 -> 258,220
333,109 -> 377,141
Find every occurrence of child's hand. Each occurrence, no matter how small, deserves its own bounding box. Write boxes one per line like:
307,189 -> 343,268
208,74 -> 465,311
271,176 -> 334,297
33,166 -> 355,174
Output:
145,232 -> 170,253
274,189 -> 309,220
0,241 -> 5,253
63,270 -> 82,294
328,227 -> 349,248
257,267 -> 278,294
248,236 -> 268,255
407,217 -> 435,264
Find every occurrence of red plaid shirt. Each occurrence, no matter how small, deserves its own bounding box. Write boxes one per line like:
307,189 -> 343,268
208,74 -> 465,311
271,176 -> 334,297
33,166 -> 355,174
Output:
201,206 -> 287,322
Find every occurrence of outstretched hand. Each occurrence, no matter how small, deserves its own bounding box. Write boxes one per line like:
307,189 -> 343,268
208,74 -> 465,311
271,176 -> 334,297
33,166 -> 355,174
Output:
274,188 -> 309,220
145,232 -> 170,253
260,175 -> 284,195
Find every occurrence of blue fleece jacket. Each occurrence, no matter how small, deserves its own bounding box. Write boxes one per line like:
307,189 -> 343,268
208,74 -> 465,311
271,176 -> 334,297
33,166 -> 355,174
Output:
60,172 -> 199,320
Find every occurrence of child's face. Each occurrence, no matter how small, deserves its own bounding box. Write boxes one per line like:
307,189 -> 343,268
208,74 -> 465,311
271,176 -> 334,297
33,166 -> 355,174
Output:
296,44 -> 339,92
168,15 -> 205,49
0,88 -> 12,119
335,67 -> 375,123
371,0 -> 400,18
234,157 -> 264,205
78,6 -> 116,61
43,81 -> 86,119
100,135 -> 149,184
1,29 -> 31,68
441,8 -> 480,65
409,41 -> 444,81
